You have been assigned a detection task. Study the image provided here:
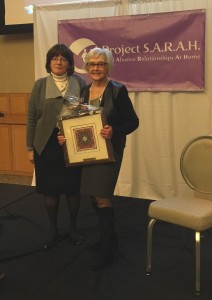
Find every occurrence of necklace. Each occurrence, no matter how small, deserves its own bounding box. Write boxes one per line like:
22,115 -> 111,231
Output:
90,80 -> 108,101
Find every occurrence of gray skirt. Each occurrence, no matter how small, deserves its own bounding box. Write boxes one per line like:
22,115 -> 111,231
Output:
80,149 -> 123,198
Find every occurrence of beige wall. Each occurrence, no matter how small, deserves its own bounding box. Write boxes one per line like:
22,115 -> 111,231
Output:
0,33 -> 34,93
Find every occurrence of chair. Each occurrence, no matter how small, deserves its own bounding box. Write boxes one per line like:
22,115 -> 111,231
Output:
146,135 -> 212,295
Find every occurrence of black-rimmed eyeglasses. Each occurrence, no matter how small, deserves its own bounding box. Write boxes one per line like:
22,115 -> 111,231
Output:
87,62 -> 108,69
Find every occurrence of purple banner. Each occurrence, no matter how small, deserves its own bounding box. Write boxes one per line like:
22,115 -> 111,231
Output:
58,10 -> 205,92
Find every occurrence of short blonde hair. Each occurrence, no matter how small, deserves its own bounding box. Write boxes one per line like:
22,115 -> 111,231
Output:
84,47 -> 114,73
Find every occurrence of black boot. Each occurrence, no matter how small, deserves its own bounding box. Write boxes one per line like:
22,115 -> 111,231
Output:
91,202 -> 118,249
66,195 -> 83,245
94,206 -> 118,270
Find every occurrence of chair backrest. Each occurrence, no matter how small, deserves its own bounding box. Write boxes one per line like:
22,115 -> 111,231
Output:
180,135 -> 212,194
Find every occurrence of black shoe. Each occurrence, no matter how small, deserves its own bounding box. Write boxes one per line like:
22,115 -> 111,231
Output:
69,230 -> 83,246
91,244 -> 118,272
90,253 -> 115,272
43,233 -> 61,250
89,237 -> 118,252
0,272 -> 6,287
89,240 -> 101,251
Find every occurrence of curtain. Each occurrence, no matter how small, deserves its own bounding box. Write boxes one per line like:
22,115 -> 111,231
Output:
33,0 -> 212,200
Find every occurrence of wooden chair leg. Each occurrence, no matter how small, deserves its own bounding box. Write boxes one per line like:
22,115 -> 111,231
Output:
147,218 -> 157,275
195,231 -> 201,295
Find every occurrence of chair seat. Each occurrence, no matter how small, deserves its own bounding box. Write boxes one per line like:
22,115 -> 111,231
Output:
149,197 -> 212,231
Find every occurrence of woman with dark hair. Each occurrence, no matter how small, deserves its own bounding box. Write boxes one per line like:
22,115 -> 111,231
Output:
27,44 -> 86,249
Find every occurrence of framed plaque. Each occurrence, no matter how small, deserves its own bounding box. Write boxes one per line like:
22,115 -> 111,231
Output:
59,113 -> 115,166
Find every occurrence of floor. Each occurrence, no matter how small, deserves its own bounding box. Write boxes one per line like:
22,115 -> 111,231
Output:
0,174 -> 212,300
0,184 -> 211,300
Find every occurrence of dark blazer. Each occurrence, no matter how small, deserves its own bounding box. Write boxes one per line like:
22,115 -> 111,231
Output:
81,80 -> 139,153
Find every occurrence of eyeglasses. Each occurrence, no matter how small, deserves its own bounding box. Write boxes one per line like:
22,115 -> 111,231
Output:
87,62 -> 108,69
51,56 -> 68,63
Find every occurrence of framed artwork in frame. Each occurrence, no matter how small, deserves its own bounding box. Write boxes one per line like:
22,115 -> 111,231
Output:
59,113 -> 115,166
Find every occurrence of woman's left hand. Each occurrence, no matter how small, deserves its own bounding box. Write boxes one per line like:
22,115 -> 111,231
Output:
57,132 -> 66,145
100,125 -> 113,140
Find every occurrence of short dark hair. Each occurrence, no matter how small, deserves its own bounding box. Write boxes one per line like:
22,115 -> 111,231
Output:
45,44 -> 74,75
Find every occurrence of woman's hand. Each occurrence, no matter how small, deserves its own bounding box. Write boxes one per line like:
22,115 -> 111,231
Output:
28,151 -> 34,164
100,125 -> 113,140
57,133 -> 66,145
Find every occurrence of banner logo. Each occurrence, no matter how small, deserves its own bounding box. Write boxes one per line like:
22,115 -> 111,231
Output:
69,38 -> 96,74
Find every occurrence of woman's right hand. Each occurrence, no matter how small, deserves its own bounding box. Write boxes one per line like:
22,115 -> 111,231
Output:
28,151 -> 34,164
57,133 -> 66,145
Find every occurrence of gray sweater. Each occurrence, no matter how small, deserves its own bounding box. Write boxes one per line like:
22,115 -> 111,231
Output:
26,74 -> 86,155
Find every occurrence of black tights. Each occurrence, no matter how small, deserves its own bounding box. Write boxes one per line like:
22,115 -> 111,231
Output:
44,194 -> 80,235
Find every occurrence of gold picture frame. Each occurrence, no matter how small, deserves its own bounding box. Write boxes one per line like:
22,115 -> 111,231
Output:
59,113 -> 115,166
